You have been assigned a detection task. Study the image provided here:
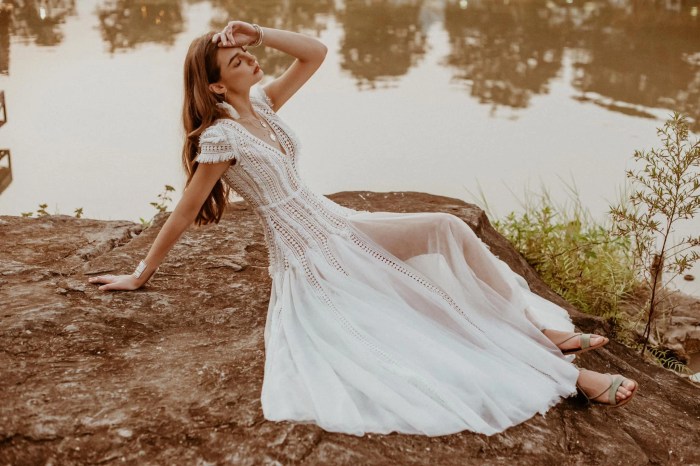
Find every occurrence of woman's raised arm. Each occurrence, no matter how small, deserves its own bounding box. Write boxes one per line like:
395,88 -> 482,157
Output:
259,27 -> 327,111
87,161 -> 232,292
217,22 -> 327,111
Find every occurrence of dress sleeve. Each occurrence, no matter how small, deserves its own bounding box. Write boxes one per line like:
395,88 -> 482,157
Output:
194,124 -> 241,164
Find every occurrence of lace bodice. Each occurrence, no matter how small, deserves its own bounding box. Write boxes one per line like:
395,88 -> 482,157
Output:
195,85 -> 368,277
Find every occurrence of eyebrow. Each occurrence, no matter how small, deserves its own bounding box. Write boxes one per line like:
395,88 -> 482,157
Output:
227,47 -> 247,67
227,52 -> 240,67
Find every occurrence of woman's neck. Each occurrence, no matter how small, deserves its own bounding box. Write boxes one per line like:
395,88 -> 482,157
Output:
226,91 -> 256,119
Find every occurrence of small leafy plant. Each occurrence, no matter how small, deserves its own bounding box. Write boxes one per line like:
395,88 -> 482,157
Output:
140,184 -> 176,228
609,112 -> 700,355
150,184 -> 176,213
21,203 -> 51,217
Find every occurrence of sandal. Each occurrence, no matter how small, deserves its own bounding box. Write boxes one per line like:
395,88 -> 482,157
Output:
576,372 -> 638,408
554,332 -> 608,355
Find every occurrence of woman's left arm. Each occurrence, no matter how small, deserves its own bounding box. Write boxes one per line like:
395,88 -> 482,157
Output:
254,27 -> 327,111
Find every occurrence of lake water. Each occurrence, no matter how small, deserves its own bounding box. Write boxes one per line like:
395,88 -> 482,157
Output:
0,0 -> 699,294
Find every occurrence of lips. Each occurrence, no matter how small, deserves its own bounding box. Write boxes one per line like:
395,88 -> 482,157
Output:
253,64 -> 260,74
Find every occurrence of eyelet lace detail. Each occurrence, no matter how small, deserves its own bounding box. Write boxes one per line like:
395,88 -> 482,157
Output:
195,124 -> 241,164
256,190 -> 352,278
265,216 -> 458,411
346,230 -> 486,334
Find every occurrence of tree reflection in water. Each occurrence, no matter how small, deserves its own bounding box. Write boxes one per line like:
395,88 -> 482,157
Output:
1,0 -> 697,131
443,0 -> 564,110
337,0 -> 428,89
569,0 -> 700,132
208,0 -> 333,78
443,0 -> 700,130
6,0 -> 76,47
0,5 -> 10,75
96,0 -> 185,53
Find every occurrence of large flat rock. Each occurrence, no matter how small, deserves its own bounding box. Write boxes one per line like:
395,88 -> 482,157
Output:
1,191 -> 698,465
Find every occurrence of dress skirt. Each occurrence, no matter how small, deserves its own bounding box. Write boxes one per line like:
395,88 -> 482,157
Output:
260,210 -> 580,437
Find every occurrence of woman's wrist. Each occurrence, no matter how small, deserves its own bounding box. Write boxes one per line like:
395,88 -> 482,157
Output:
250,23 -> 264,47
250,27 -> 326,63
132,259 -> 157,285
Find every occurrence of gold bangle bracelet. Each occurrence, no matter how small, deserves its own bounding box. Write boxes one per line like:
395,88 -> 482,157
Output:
251,24 -> 264,47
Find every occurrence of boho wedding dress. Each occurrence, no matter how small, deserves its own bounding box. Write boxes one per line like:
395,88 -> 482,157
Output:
194,85 -> 581,437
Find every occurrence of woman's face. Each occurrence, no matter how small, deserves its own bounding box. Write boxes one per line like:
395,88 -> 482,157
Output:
213,45 -> 263,97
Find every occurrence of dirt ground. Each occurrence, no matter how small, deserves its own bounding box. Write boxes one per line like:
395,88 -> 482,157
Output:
1,191 -> 699,465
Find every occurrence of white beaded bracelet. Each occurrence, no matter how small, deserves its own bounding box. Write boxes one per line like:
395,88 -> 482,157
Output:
132,260 -> 148,279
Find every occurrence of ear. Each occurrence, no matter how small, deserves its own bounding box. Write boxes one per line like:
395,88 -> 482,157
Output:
208,83 -> 226,97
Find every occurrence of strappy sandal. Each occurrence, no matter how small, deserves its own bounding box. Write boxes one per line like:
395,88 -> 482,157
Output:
576,373 -> 638,408
554,332 -> 609,355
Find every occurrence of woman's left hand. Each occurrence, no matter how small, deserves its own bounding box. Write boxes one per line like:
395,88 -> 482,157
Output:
213,21 -> 258,48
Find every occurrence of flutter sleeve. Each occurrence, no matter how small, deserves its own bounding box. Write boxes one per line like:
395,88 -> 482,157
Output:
194,124 -> 241,165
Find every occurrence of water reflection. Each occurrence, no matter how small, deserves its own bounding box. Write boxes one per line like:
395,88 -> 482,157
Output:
96,0 -> 185,53
7,0 -> 76,47
337,0 -> 428,89
442,0 -> 700,130
569,0 -> 700,132
4,0 -> 695,125
208,0 -> 333,79
0,149 -> 11,195
0,5 -> 10,75
443,0 -> 564,109
0,90 -> 10,194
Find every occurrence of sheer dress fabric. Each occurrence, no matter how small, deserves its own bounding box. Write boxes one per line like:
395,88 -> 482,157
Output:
194,85 -> 580,437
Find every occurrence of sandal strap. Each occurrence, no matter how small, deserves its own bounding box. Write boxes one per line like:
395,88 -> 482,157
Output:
587,373 -> 613,402
588,374 -> 624,405
608,376 -> 625,405
580,333 -> 591,349
555,332 -> 582,347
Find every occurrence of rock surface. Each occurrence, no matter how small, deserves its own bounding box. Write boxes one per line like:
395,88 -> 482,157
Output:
1,191 -> 699,465
653,292 -> 700,362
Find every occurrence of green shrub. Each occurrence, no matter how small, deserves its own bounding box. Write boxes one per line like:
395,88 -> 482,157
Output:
492,188 -> 638,320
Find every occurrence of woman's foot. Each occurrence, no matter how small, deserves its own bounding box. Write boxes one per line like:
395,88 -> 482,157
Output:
576,368 -> 638,406
543,329 -> 609,354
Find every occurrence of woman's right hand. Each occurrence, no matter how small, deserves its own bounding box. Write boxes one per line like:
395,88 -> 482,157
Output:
213,21 -> 258,47
88,274 -> 143,292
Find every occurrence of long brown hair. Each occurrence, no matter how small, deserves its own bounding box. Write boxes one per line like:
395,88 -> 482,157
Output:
182,32 -> 236,226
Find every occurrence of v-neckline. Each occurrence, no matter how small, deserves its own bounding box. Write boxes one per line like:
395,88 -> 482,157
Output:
220,109 -> 290,159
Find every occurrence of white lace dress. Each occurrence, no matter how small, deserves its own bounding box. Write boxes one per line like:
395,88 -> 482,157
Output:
194,85 -> 580,437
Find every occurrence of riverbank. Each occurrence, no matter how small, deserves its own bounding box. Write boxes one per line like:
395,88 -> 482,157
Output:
1,191 -> 699,465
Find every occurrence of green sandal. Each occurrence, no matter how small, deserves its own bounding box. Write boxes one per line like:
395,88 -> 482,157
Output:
576,373 -> 638,408
555,332 -> 609,355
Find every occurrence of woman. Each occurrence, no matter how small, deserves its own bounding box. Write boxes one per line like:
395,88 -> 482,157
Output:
87,22 -> 637,437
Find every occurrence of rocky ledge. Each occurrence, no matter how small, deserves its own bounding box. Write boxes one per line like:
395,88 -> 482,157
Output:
1,191 -> 699,465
